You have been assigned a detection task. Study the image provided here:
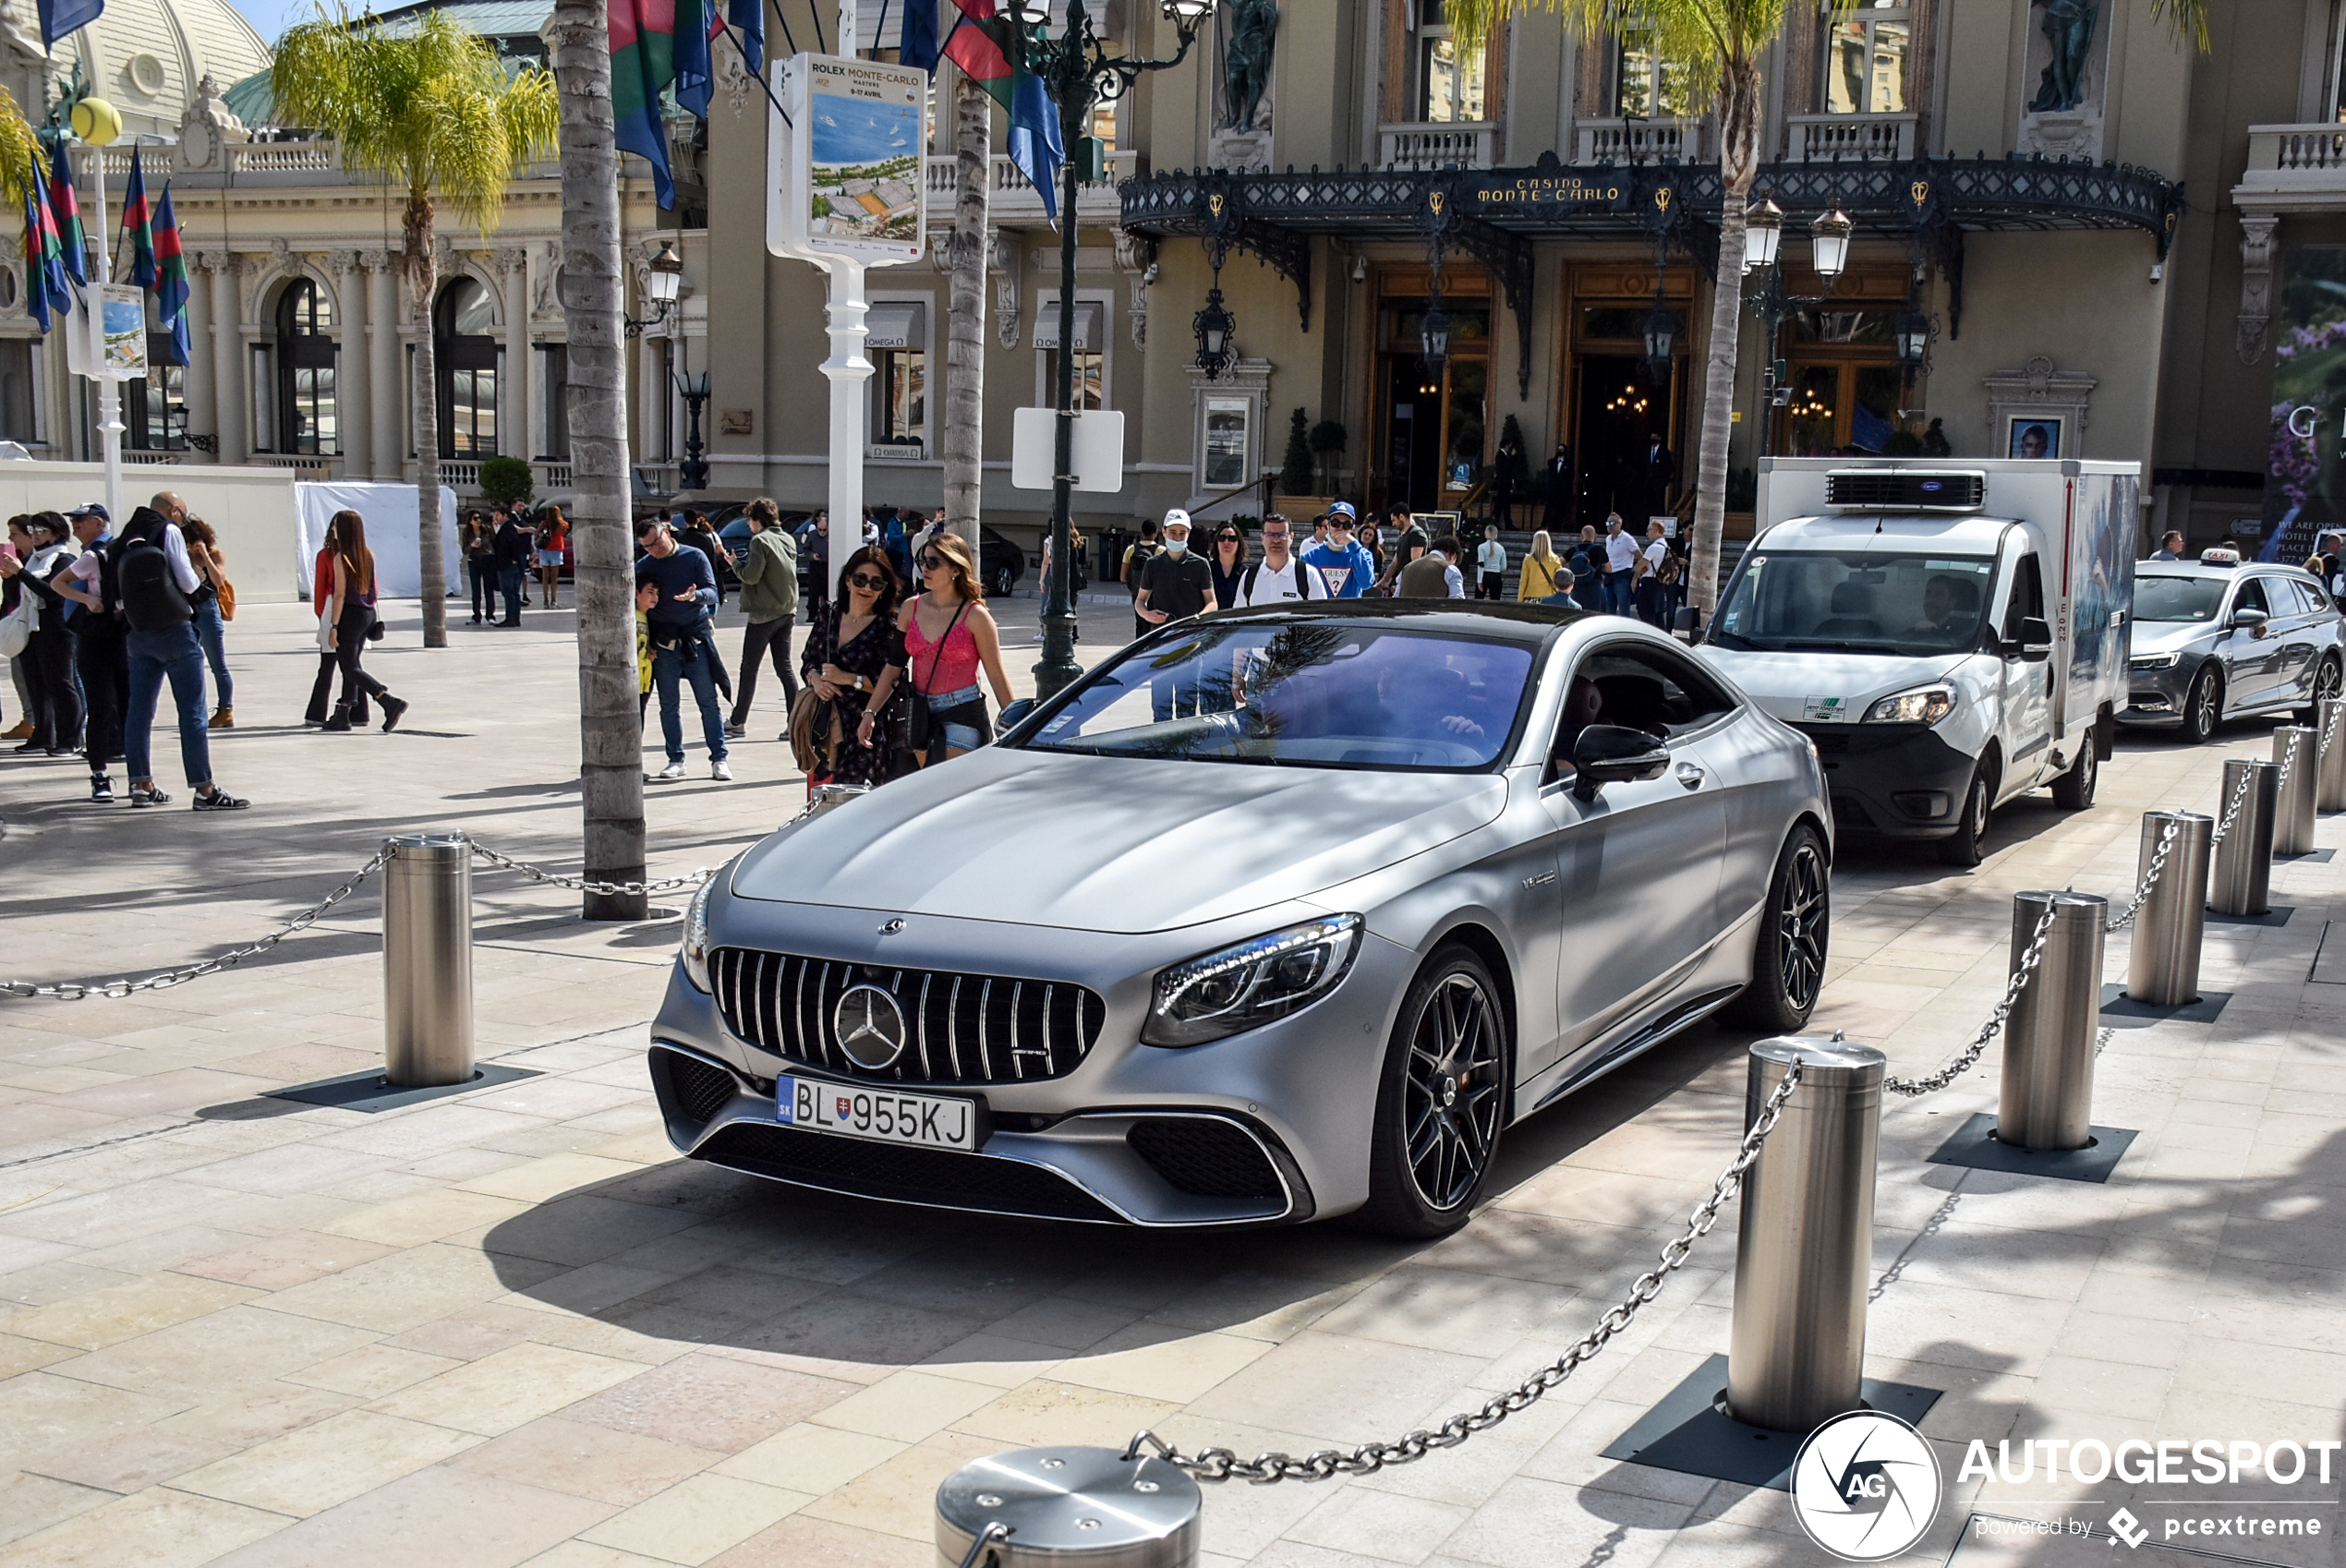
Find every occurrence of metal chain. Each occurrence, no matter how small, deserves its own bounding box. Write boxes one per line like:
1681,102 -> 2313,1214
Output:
2207,765 -> 2255,848
467,842 -> 716,898
2105,817 -> 2179,935
0,847 -> 393,1001
1880,899 -> 2060,1097
1122,1061 -> 1808,1484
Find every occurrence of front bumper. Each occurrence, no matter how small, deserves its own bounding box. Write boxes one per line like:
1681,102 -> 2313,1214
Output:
1792,721 -> 1978,840
2118,656 -> 2199,727
646,904 -> 1417,1226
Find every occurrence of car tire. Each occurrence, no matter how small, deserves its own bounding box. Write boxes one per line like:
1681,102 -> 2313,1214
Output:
2050,738 -> 2098,810
1728,824 -> 1832,1032
991,564 -> 1017,597
2181,667 -> 2222,745
1357,945 -> 1510,1239
1937,764 -> 1995,867
2297,653 -> 2342,725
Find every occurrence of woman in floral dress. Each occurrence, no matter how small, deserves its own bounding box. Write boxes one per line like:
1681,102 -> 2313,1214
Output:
800,545 -> 908,790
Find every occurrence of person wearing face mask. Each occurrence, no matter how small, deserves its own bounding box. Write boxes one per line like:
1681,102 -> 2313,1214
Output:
1133,510 -> 1217,720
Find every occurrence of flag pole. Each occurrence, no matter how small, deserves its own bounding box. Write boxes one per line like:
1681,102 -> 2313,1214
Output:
83,139 -> 121,525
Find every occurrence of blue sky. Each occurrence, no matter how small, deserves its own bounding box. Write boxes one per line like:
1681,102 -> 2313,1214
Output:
229,0 -> 307,47
809,92 -> 920,167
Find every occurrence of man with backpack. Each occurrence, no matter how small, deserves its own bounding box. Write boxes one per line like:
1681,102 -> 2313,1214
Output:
113,498 -> 248,810
47,504 -> 127,802
1232,514 -> 1330,606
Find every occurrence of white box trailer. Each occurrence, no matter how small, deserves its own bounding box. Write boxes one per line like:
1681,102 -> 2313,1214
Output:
1697,458 -> 2137,864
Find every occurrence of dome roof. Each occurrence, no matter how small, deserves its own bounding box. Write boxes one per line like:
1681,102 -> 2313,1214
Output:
49,0 -> 272,140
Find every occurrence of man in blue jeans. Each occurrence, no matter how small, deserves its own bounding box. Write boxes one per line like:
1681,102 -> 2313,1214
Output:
114,502 -> 248,811
1602,513 -> 1640,616
635,517 -> 730,782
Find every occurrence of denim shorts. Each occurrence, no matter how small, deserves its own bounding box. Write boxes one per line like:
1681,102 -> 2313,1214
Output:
924,683 -> 991,753
537,550 -> 564,568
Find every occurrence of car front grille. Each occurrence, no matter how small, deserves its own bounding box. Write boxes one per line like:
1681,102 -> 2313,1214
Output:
657,1049 -> 743,1126
710,947 -> 1106,1087
1126,1117 -> 1285,1200
693,1120 -> 1122,1223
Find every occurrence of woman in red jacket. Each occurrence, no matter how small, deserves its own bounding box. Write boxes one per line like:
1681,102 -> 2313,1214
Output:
303,517 -> 367,726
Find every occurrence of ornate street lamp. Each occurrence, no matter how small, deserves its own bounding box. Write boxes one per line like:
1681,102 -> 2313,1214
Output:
1743,194 -> 1860,457
1642,297 -> 1675,387
1809,207 -> 1855,280
1743,197 -> 1784,272
1192,288 -> 1235,378
675,368 -> 710,490
1003,0 -> 1220,700
625,240 -> 683,338
1895,303 -> 1931,385
1420,297 -> 1451,368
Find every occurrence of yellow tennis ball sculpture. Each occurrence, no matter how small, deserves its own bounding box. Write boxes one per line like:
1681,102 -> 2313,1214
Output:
69,97 -> 121,146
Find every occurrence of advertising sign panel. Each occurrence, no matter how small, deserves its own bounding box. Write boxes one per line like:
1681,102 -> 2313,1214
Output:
768,53 -> 927,265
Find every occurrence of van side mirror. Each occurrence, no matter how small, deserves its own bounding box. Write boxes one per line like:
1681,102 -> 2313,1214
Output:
1571,724 -> 1671,802
2007,616 -> 2053,658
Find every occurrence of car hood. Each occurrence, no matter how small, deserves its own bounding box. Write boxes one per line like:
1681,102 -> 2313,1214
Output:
731,745 -> 1507,934
1695,647 -> 1967,724
2128,620 -> 2218,657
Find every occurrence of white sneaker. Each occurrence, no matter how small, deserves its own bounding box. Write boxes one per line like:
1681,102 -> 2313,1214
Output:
711,759 -> 733,781
652,760 -> 687,782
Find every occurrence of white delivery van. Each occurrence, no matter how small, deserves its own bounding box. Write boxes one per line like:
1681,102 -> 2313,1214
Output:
1697,458 -> 2136,865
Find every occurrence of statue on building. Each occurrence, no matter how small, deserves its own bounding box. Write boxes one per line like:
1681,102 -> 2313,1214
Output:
1223,0 -> 1277,133
177,75 -> 248,173
2027,0 -> 2098,114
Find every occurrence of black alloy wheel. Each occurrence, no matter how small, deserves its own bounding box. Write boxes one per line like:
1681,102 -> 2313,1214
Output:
1938,766 -> 1994,867
2298,654 -> 2342,724
2182,667 -> 2222,745
1360,947 -> 1508,1237
991,563 -> 1017,597
1730,825 -> 1831,1031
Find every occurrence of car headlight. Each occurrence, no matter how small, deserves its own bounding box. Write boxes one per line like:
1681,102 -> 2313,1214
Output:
681,876 -> 716,992
1862,684 -> 1957,726
1143,913 -> 1363,1047
2129,652 -> 2182,670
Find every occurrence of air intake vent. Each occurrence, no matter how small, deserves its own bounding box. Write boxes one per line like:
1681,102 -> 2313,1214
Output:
1824,470 -> 1986,512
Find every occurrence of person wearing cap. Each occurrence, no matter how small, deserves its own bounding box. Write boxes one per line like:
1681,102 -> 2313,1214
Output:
1134,510 -> 1217,718
1301,502 -> 1376,599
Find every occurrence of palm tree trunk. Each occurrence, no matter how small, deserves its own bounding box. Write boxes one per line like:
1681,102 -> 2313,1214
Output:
941,72 -> 990,560
1690,55 -> 1763,623
404,194 -> 450,648
550,0 -> 647,920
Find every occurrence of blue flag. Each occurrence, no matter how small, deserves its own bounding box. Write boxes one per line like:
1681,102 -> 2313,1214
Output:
34,0 -> 100,49
900,0 -> 939,72
153,184 -> 189,366
727,0 -> 763,76
1008,71 -> 1063,223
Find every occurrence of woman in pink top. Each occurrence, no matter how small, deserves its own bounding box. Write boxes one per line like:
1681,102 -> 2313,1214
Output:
893,531 -> 1013,766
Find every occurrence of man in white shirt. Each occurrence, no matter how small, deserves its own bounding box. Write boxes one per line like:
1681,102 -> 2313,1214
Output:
1476,526 -> 1507,600
1636,520 -> 1673,626
1602,513 -> 1640,616
1233,515 -> 1330,605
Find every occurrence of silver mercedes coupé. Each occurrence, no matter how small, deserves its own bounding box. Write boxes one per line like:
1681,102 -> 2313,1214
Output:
648,602 -> 1832,1237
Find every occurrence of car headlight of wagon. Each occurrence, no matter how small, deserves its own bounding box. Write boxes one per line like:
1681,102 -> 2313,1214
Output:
1143,913 -> 1363,1047
682,876 -> 716,993
1862,684 -> 1957,726
2129,652 -> 2182,670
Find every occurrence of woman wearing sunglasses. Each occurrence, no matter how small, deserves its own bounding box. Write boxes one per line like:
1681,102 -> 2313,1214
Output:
894,533 -> 1014,766
1206,523 -> 1248,611
798,546 -> 908,790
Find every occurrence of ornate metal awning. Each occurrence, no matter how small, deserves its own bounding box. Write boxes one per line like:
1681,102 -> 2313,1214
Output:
1120,150 -> 2185,396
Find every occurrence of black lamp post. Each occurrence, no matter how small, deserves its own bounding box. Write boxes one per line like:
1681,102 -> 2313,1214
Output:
1419,297 -> 1450,368
676,368 -> 710,490
1192,281 -> 1236,380
1894,303 -> 1931,385
1741,198 -> 1855,457
1004,0 -> 1219,700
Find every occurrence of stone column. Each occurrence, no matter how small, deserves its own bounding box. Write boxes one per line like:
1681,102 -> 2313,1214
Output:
333,250 -> 370,478
181,259 -> 216,463
496,247 -> 530,464
203,252 -> 245,464
366,251 -> 402,479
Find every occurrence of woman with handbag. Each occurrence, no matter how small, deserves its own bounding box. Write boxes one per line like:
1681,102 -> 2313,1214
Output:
795,545 -> 906,791
895,532 -> 1014,767
180,517 -> 236,729
321,511 -> 409,733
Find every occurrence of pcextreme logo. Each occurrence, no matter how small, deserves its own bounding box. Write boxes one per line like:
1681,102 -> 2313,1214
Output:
1789,1411 -> 1944,1562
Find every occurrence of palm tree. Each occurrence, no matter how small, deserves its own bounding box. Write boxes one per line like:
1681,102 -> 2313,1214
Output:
272,7 -> 559,648
941,70 -> 992,561
1449,0 -> 2207,621
547,0 -> 646,919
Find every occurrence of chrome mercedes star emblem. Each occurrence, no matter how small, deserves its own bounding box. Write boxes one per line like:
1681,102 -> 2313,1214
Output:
878,918 -> 905,935
832,984 -> 908,1071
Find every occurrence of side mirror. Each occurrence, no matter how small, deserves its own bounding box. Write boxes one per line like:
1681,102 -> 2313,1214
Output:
997,697 -> 1038,739
1571,724 -> 1671,802
2006,615 -> 2053,657
2229,607 -> 2268,633
1672,605 -> 1702,643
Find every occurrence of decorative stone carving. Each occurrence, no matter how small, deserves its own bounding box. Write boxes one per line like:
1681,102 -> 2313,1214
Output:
717,46 -> 754,116
2238,212 -> 2279,366
175,75 -> 247,173
2014,0 -> 2107,162
532,242 -> 563,322
1983,355 -> 2098,454
1208,0 -> 1276,173
1116,232 -> 1156,349
990,230 -> 1022,349
494,247 -> 528,278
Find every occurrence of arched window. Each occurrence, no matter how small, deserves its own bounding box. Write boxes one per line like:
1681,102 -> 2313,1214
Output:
275,279 -> 337,454
435,278 -> 499,457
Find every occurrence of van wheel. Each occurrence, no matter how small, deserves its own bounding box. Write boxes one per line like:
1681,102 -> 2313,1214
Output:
1729,825 -> 1831,1031
1938,766 -> 1994,867
2181,668 -> 2221,745
2050,740 -> 2098,810
1357,946 -> 1510,1239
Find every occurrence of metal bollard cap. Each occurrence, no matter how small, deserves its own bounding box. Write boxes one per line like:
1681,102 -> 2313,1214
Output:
383,832 -> 471,864
1748,1034 -> 1886,1080
2013,889 -> 2108,923
936,1446 -> 1200,1567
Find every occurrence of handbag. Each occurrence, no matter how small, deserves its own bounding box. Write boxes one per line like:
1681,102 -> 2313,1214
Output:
216,573 -> 236,621
787,685 -> 825,774
906,598 -> 969,757
365,606 -> 385,642
0,593 -> 30,659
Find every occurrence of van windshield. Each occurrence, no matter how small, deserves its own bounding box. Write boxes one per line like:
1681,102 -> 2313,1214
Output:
1711,550 -> 1998,656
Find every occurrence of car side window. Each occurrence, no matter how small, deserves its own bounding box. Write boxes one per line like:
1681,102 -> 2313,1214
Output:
2233,577 -> 2269,618
1546,641 -> 1738,782
2001,552 -> 2046,643
2286,579 -> 2327,616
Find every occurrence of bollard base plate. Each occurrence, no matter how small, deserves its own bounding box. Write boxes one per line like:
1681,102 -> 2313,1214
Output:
2275,848 -> 2337,863
264,1064 -> 538,1115
1599,1355 -> 1940,1490
2207,905 -> 2293,927
1926,1112 -> 2137,1184
2100,983 -> 2231,1024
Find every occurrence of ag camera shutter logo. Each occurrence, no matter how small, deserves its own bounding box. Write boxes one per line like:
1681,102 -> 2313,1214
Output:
1789,1410 -> 1943,1562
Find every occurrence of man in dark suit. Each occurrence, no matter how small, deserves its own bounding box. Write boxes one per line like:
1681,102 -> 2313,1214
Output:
1541,444 -> 1574,535
1638,434 -> 1676,525
492,510 -> 528,625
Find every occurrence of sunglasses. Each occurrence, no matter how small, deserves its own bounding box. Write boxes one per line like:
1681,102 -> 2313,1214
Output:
917,553 -> 947,571
846,572 -> 888,590
1215,533 -> 1239,543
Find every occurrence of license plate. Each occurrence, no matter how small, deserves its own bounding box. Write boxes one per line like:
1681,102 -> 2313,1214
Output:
777,1075 -> 979,1152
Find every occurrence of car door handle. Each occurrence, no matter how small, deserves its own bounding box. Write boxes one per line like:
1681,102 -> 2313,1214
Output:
1675,761 -> 1705,790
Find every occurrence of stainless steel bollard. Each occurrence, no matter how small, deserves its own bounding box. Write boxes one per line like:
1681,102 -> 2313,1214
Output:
382,834 -> 475,1089
2125,812 -> 2212,1007
937,1446 -> 1200,1568
1998,891 -> 2106,1152
1725,1036 -> 1885,1436
2274,726 -> 2319,856
804,782 -> 870,821
2320,697 -> 2346,814
2209,759 -> 2279,916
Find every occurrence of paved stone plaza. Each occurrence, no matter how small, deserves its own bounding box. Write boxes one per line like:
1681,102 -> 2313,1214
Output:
0,597 -> 2340,1568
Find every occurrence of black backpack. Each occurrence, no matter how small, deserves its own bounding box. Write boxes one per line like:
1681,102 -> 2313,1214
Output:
117,526 -> 192,633
1240,557 -> 1326,602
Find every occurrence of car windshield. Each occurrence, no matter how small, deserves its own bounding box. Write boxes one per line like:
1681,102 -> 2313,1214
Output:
1018,622 -> 1537,771
1711,550 -> 1996,656
2134,574 -> 2228,623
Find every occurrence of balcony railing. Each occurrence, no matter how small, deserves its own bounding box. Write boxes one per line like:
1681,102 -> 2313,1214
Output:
921,151 -> 1134,224
1378,122 -> 1497,171
1785,113 -> 1917,163
1573,118 -> 1707,165
2238,124 -> 2346,208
